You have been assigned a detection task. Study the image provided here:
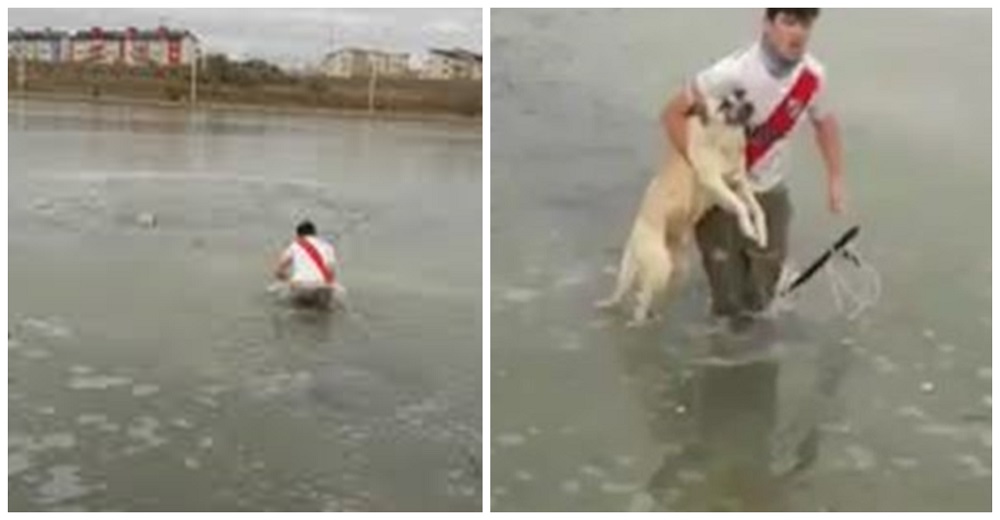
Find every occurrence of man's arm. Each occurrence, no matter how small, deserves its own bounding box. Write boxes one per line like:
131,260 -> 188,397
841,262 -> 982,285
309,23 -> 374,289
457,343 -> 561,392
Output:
812,113 -> 844,214
273,251 -> 292,281
660,84 -> 702,162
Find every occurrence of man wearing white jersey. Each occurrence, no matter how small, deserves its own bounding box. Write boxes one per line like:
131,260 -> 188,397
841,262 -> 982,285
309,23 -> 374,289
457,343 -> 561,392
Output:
662,8 -> 845,329
273,220 -> 343,309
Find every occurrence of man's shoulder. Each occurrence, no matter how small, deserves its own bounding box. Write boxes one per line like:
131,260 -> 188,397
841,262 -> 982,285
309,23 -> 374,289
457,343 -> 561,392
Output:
803,53 -> 828,80
711,42 -> 759,69
314,237 -> 336,252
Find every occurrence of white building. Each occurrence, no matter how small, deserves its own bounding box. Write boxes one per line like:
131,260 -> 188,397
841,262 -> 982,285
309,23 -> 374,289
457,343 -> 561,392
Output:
8,29 -> 71,62
9,26 -> 198,67
321,48 -> 411,78
421,48 -> 482,80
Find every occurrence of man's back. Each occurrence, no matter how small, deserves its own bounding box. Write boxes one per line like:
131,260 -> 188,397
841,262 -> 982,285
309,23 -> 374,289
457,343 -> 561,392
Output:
283,235 -> 338,286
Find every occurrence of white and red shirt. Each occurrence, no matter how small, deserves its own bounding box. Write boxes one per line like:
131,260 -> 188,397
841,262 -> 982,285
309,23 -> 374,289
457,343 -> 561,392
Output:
281,236 -> 338,286
692,41 -> 830,192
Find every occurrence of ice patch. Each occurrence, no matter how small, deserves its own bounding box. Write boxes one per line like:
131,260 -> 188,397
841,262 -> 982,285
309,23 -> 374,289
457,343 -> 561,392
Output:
556,338 -> 582,352
677,469 -> 706,484
600,482 -> 637,494
561,479 -> 581,494
586,318 -> 612,330
844,444 -> 876,471
37,465 -> 91,505
916,423 -> 970,440
496,433 -> 526,447
68,375 -> 133,390
38,433 -> 76,450
629,491 -> 658,512
559,425 -> 579,436
171,418 -> 194,430
126,416 -> 167,448
956,454 -> 990,478
131,384 -> 160,397
872,355 -> 898,374
580,464 -> 607,478
658,443 -> 684,458
200,384 -> 228,395
502,287 -> 540,303
76,414 -> 109,426
9,452 -> 32,476
615,455 -> 635,468
20,349 -> 52,360
895,405 -> 927,420
554,270 -> 587,288
936,343 -> 956,354
890,457 -> 918,470
513,470 -> 534,482
22,317 -> 72,339
194,395 -> 220,409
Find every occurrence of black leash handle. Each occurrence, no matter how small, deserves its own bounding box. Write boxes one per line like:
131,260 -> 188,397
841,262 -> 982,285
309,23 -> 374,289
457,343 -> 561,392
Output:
781,225 -> 860,297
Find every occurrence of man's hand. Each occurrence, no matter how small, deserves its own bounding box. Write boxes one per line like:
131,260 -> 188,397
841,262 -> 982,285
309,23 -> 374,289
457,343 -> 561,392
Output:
274,254 -> 292,281
827,172 -> 845,214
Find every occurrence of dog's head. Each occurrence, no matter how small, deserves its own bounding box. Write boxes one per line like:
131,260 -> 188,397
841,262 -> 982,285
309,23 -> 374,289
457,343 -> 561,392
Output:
686,87 -> 755,129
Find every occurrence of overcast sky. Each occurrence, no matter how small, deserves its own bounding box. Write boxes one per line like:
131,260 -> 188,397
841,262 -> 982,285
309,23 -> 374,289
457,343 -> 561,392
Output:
9,8 -> 481,69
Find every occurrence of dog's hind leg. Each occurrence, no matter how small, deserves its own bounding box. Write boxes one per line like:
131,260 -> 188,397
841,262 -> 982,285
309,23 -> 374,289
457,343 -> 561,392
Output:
626,248 -> 673,328
595,245 -> 637,310
668,240 -> 691,291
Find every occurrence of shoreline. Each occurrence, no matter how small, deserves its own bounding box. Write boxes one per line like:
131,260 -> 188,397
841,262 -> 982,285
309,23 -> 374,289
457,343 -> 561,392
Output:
8,90 -> 483,128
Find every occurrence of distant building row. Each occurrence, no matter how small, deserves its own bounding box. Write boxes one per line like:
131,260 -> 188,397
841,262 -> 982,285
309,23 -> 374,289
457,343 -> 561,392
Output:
9,27 -> 482,81
8,27 -> 198,66
321,47 -> 482,80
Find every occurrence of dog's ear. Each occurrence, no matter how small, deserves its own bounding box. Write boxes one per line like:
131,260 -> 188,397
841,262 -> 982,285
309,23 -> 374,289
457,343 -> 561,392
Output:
684,101 -> 708,125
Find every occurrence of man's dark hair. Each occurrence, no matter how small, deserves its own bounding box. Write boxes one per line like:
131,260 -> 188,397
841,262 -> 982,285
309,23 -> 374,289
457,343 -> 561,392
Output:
296,220 -> 317,237
766,8 -> 820,22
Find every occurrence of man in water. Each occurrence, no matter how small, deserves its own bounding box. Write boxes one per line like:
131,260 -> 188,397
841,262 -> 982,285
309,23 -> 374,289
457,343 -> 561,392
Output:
273,220 -> 343,309
661,8 -> 845,331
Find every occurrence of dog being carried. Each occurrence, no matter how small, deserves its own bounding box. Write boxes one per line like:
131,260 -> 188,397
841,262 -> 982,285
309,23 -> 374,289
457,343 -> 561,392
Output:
596,86 -> 766,327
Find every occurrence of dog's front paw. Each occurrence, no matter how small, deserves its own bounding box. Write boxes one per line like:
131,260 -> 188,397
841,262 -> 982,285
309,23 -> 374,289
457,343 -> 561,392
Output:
737,216 -> 758,243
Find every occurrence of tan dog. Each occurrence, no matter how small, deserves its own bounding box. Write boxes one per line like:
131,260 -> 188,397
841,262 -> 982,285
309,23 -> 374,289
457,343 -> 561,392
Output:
596,88 -> 767,327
